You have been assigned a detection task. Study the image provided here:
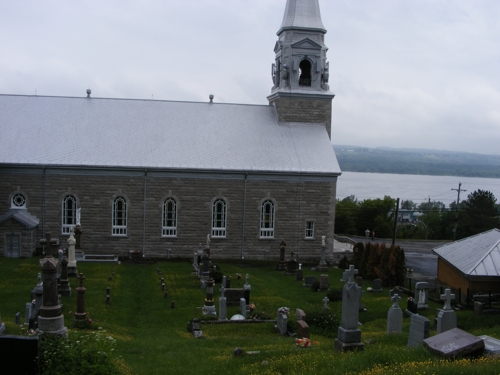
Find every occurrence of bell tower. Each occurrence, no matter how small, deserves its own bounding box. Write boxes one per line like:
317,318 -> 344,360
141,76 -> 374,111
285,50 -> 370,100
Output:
267,0 -> 335,139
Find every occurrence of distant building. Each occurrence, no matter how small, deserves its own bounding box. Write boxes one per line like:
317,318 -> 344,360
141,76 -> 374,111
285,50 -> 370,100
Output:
432,229 -> 500,293
0,0 -> 341,260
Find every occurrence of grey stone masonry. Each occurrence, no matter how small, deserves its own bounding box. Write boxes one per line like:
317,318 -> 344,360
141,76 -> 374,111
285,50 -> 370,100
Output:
408,314 -> 430,348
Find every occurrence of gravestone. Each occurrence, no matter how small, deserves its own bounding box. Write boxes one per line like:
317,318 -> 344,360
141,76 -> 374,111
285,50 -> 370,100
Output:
243,274 -> 251,306
24,303 -> 31,326
296,320 -> 310,338
478,335 -> 500,355
239,298 -> 247,319
74,273 -> 88,328
303,276 -> 316,288
190,318 -> 203,338
219,276 -> 228,321
225,289 -> 245,306
59,257 -> 71,297
296,264 -> 303,281
323,296 -> 329,310
203,277 -> 216,316
335,265 -> 364,352
319,274 -> 329,291
372,279 -> 382,292
390,287 -> 403,298
285,252 -> 298,275
437,288 -> 457,334
356,276 -> 363,287
386,294 -> 403,334
277,240 -> 286,271
407,314 -> 430,348
276,309 -> 288,336
0,335 -> 39,375
67,227 -> 78,277
473,301 -> 483,316
406,298 -> 418,315
317,239 -> 328,272
359,288 -> 366,312
296,308 -> 306,321
38,232 -> 68,337
415,282 -> 429,310
423,328 -> 484,358
0,314 -> 4,334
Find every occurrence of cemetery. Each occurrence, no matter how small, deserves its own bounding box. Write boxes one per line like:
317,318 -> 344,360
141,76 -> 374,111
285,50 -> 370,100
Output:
1,243 -> 500,374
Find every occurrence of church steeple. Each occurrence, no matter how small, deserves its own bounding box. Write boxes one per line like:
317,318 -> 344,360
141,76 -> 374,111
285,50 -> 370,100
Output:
268,0 -> 334,139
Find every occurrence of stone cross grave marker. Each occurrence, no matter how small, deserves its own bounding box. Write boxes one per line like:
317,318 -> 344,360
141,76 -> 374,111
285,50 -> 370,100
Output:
437,288 -> 457,334
387,294 -> 403,334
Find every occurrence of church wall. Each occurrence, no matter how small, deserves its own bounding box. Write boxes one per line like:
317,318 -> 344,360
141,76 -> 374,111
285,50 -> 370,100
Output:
0,169 -> 337,262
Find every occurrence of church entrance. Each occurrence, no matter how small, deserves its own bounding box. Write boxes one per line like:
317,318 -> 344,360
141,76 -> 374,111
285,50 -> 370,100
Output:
5,234 -> 20,258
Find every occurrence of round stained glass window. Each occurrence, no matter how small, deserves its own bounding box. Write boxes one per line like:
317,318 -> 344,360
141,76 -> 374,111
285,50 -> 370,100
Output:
12,193 -> 26,207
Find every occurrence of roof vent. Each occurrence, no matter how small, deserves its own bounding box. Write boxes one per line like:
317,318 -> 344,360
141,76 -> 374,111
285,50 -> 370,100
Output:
209,94 -> 214,104
86,89 -> 91,98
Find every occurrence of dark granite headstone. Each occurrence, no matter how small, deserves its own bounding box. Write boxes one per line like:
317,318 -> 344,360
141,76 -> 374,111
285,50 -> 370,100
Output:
423,328 -> 485,358
408,314 -> 430,348
0,335 -> 39,375
296,320 -> 310,338
372,279 -> 382,292
303,276 -> 317,287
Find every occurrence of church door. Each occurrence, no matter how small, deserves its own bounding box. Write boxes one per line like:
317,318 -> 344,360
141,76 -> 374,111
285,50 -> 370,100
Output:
5,234 -> 20,258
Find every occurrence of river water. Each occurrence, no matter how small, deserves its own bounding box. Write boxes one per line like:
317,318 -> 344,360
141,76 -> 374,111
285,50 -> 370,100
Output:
336,172 -> 500,206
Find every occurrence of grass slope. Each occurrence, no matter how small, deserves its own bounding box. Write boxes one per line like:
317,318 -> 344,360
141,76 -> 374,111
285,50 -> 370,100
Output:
1,257 -> 500,374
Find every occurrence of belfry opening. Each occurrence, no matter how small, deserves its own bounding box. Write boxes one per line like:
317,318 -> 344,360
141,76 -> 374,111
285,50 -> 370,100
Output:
299,59 -> 312,86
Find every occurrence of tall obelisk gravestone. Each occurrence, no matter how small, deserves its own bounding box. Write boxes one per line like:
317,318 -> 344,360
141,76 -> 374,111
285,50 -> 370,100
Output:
335,265 -> 364,352
38,232 -> 68,336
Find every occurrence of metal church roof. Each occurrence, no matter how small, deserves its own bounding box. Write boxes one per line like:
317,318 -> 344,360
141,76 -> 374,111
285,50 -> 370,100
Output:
432,229 -> 500,277
279,0 -> 326,34
0,94 -> 340,175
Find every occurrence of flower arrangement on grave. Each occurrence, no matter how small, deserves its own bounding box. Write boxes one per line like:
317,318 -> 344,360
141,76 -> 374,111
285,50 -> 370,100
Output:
250,311 -> 272,320
249,303 -> 256,312
296,338 -> 311,348
278,307 -> 290,315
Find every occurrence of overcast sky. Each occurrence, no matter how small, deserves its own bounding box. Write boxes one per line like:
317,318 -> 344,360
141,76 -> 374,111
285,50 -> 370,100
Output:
1,0 -> 499,155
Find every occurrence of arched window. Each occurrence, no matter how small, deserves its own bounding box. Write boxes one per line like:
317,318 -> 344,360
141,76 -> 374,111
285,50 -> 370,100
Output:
62,195 -> 77,234
112,196 -> 127,236
212,199 -> 226,238
260,200 -> 275,238
299,59 -> 312,86
11,193 -> 26,209
162,198 -> 177,237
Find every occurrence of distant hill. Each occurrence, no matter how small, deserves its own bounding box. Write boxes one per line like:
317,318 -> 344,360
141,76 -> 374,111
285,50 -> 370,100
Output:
333,145 -> 500,178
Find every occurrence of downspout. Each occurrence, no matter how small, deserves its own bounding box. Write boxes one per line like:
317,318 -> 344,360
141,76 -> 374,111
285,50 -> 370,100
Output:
241,172 -> 248,260
142,169 -> 147,257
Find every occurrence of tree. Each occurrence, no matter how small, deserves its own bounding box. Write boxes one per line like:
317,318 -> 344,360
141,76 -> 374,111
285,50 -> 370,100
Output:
401,199 -> 417,210
335,195 -> 358,235
461,190 -> 500,237
356,196 -> 396,238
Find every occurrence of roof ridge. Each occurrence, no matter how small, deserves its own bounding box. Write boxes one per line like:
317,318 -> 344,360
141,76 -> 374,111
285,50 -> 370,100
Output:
467,229 -> 500,274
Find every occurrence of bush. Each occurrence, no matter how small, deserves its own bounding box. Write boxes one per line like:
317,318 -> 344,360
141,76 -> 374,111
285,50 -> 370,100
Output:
210,264 -> 223,283
337,255 -> 350,270
326,289 -> 342,302
304,308 -> 340,338
311,280 -> 320,292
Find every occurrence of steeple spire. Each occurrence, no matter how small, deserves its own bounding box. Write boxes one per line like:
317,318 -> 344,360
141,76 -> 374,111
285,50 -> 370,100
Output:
279,0 -> 326,34
268,0 -> 334,139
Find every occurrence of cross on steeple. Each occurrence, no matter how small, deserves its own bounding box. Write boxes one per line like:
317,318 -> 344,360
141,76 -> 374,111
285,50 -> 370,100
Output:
441,288 -> 455,310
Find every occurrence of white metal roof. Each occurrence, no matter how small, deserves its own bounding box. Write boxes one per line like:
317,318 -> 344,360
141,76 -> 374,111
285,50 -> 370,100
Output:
0,94 -> 340,174
432,229 -> 500,277
279,0 -> 326,34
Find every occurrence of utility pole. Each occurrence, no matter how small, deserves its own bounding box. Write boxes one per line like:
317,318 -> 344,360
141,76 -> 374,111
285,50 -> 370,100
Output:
392,198 -> 400,246
451,183 -> 467,241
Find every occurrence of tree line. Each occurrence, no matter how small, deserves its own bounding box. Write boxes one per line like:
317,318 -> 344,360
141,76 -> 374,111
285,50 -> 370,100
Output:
335,189 -> 500,241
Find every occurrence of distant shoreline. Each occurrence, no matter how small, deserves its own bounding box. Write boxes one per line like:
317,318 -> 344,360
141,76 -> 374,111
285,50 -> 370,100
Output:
333,145 -> 500,179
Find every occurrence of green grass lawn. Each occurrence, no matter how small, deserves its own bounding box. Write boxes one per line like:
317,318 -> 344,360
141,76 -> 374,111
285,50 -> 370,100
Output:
1,257 -> 500,375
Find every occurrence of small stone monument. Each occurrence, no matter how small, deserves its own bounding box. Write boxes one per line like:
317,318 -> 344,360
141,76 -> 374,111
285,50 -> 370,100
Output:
303,276 -> 316,288
415,282 -> 429,310
67,227 -> 78,277
285,252 -> 298,275
318,274 -> 329,291
243,274 -> 251,307
317,235 -> 328,272
74,273 -> 88,328
219,276 -> 228,321
202,277 -> 216,316
407,314 -> 430,348
387,294 -> 403,334
296,320 -> 310,339
58,257 -> 71,297
239,298 -> 247,318
296,263 -> 303,281
277,240 -> 286,271
372,279 -> 382,292
322,296 -> 329,310
437,288 -> 457,334
335,265 -> 364,352
38,232 -> 68,337
276,307 -> 289,336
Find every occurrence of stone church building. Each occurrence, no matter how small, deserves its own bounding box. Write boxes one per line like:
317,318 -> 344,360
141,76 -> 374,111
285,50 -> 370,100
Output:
0,0 -> 341,260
